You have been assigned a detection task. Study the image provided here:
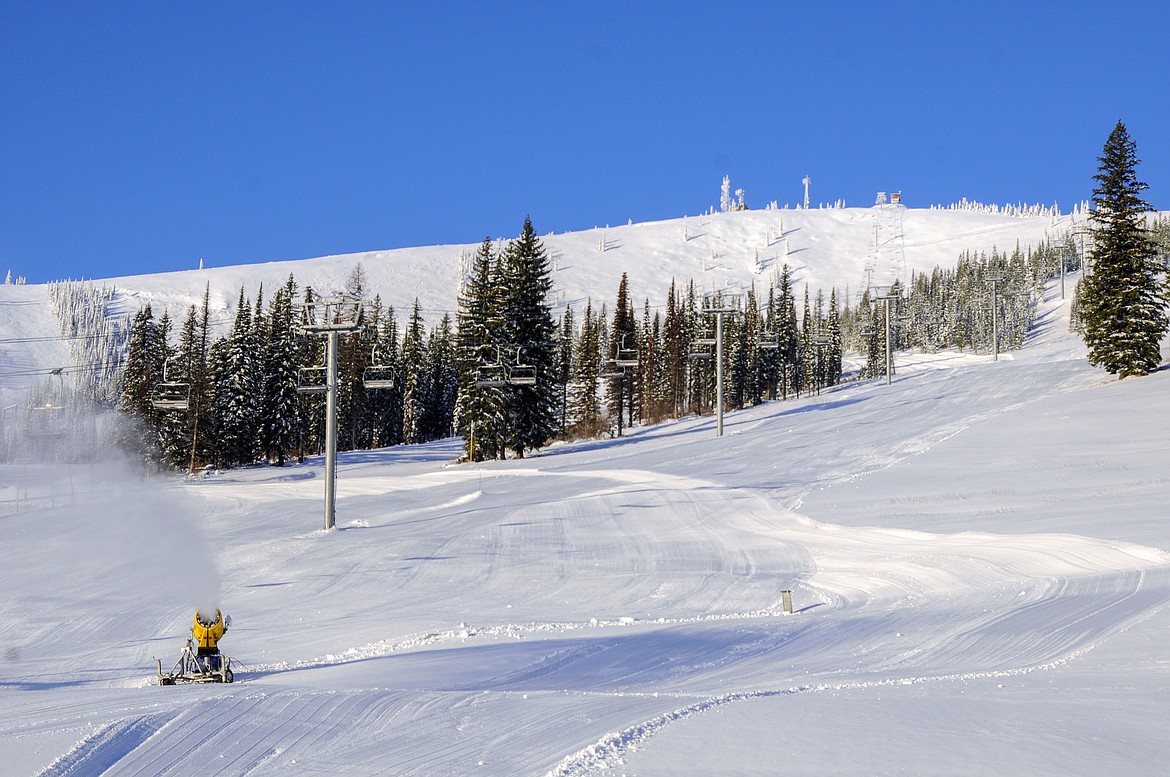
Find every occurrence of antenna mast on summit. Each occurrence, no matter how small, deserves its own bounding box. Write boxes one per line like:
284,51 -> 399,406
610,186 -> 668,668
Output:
802,176 -> 811,209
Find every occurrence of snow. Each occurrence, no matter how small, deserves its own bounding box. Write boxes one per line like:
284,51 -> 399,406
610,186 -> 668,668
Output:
2,208 -> 1170,775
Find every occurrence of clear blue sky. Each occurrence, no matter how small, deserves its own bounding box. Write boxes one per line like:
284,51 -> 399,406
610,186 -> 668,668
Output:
3,1 -> 1168,283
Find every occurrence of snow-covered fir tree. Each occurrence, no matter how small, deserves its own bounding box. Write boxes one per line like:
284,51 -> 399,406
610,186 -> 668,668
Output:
1076,121 -> 1167,377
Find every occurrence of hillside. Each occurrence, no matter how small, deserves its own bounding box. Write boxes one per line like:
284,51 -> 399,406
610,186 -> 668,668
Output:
0,204 -> 1083,409
2,206 -> 1169,775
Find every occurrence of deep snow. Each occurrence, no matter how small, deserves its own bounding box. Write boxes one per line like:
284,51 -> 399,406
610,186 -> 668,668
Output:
2,208 -> 1169,775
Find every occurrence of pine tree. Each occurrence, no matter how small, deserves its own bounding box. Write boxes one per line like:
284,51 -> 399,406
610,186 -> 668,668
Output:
662,280 -> 687,417
1077,121 -> 1167,377
455,238 -> 504,460
117,304 -> 167,468
401,299 -> 428,445
553,307 -> 575,435
570,299 -> 603,436
216,287 -> 263,467
424,313 -> 458,440
498,217 -> 557,456
369,305 -> 404,449
607,273 -> 637,436
775,265 -> 800,399
261,276 -> 301,466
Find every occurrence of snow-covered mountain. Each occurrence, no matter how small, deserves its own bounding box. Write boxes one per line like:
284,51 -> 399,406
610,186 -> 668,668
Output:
0,204 -> 1082,407
2,206 -> 1168,776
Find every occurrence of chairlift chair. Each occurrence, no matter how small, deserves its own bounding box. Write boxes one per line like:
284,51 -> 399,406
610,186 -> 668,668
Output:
151,382 -> 191,411
507,363 -> 537,386
297,366 -> 328,393
362,365 -> 395,390
612,349 -> 639,367
474,364 -> 507,388
151,360 -> 191,411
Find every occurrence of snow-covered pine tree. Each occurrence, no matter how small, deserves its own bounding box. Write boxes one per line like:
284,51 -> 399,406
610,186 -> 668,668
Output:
261,277 -> 301,466
455,237 -> 504,460
553,307 -> 575,435
773,265 -> 800,399
1077,121 -> 1167,377
367,304 -> 404,448
661,280 -> 688,418
117,304 -> 167,468
826,289 -> 843,387
423,313 -> 458,441
569,299 -> 603,436
400,299 -> 428,445
215,287 -> 263,467
498,217 -> 557,456
607,273 -> 637,436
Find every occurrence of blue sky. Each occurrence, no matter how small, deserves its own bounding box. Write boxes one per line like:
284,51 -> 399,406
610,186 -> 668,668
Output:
2,1 -> 1168,283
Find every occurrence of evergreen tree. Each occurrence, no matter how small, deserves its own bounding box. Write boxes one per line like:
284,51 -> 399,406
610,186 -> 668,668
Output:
455,238 -> 504,460
570,299 -> 603,436
662,280 -> 688,417
774,265 -> 800,399
261,276 -> 301,465
117,304 -> 167,468
1077,121 -> 1167,377
607,273 -> 637,436
423,313 -> 458,440
216,287 -> 263,467
498,217 -> 557,456
368,305 -> 404,448
401,298 -> 428,445
553,307 -> 575,435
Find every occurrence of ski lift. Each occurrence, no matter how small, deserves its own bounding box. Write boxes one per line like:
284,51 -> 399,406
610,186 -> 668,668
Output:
693,323 -> 717,347
757,329 -> 780,350
297,366 -> 328,393
362,365 -> 395,390
612,334 -> 639,367
508,348 -> 537,385
363,344 -> 395,390
151,360 -> 190,411
474,363 -> 507,388
507,364 -> 537,386
297,295 -> 363,333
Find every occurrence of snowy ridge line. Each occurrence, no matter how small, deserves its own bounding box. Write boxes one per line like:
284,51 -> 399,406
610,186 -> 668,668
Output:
543,603 -> 1167,777
242,599 -> 806,676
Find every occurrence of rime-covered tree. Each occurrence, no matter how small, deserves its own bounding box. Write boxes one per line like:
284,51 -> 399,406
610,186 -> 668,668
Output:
1077,121 -> 1167,377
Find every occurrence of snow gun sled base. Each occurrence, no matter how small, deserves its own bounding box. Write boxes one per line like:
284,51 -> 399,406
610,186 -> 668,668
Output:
157,637 -> 235,685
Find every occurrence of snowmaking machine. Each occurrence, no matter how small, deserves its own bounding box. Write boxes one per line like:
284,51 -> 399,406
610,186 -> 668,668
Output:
156,609 -> 235,685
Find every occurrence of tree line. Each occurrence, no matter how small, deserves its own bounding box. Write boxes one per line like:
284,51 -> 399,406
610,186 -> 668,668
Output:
26,192 -> 1143,470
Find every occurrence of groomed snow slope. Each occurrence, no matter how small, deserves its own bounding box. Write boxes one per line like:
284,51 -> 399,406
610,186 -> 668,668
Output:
2,278 -> 1169,776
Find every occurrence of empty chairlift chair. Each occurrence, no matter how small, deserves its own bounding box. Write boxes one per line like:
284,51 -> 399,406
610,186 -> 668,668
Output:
151,361 -> 191,411
297,366 -> 328,394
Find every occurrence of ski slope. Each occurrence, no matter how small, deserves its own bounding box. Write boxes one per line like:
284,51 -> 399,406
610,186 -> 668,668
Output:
2,272 -> 1170,775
